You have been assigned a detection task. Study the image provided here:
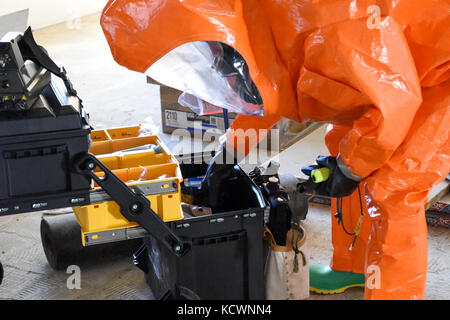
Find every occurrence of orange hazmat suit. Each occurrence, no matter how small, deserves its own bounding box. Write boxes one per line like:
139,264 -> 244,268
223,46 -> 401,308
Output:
100,0 -> 450,299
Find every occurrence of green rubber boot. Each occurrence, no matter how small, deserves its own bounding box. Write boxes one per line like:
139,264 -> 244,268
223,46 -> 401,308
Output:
309,264 -> 365,294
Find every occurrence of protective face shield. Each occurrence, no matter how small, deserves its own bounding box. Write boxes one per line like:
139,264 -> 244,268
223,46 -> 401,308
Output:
145,41 -> 264,116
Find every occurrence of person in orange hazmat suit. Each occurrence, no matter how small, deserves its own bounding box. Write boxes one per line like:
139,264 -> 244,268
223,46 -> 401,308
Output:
100,0 -> 450,299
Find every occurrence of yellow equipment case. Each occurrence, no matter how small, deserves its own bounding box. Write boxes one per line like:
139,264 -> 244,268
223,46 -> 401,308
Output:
72,125 -> 184,246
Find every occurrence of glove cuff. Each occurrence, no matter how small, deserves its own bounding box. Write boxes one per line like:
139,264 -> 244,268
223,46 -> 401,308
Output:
336,154 -> 364,182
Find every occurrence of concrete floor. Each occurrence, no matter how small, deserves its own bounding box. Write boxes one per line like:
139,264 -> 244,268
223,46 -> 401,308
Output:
0,13 -> 448,300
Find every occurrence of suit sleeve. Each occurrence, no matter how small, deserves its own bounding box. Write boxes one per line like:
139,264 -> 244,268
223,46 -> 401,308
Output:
226,114 -> 282,157
298,18 -> 423,178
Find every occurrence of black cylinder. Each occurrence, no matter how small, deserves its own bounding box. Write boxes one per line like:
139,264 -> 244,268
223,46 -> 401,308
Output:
40,213 -> 142,270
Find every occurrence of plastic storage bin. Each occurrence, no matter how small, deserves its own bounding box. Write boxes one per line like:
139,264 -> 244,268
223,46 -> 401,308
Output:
135,162 -> 268,300
0,85 -> 91,215
73,125 -> 184,245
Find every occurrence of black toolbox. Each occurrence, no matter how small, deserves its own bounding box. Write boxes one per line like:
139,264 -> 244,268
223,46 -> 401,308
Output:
0,77 -> 91,215
135,161 -> 268,300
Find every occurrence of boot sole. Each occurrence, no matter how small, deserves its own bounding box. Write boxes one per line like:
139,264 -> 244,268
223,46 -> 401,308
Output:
309,284 -> 365,295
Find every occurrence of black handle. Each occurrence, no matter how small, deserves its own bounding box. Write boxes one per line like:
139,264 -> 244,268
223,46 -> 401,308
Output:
72,153 -> 189,257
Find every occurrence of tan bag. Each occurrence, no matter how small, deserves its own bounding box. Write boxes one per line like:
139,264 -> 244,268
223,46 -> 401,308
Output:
264,224 -> 309,300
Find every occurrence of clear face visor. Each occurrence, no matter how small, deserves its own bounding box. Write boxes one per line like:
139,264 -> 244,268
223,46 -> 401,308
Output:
145,41 -> 264,116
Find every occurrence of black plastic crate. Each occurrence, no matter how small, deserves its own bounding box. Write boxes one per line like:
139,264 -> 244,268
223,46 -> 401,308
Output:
136,163 -> 267,300
0,77 -> 91,215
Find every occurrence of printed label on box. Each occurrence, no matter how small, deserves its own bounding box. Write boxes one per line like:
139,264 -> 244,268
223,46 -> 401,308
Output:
165,109 -> 233,134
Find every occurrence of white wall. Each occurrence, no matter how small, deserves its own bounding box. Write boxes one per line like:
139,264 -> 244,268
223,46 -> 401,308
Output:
0,0 -> 109,30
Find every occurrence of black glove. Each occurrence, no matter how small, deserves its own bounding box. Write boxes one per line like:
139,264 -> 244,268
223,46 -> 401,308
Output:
302,156 -> 360,198
196,142 -> 238,212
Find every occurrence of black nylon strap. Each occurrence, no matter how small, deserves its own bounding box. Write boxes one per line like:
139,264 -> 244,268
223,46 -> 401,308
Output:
18,27 -> 78,97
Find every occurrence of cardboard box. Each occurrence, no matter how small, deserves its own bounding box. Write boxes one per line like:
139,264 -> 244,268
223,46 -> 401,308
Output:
147,76 -> 316,151
148,77 -> 236,139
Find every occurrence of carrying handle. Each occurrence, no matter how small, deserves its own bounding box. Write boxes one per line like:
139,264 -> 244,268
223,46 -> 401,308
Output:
72,152 -> 190,257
